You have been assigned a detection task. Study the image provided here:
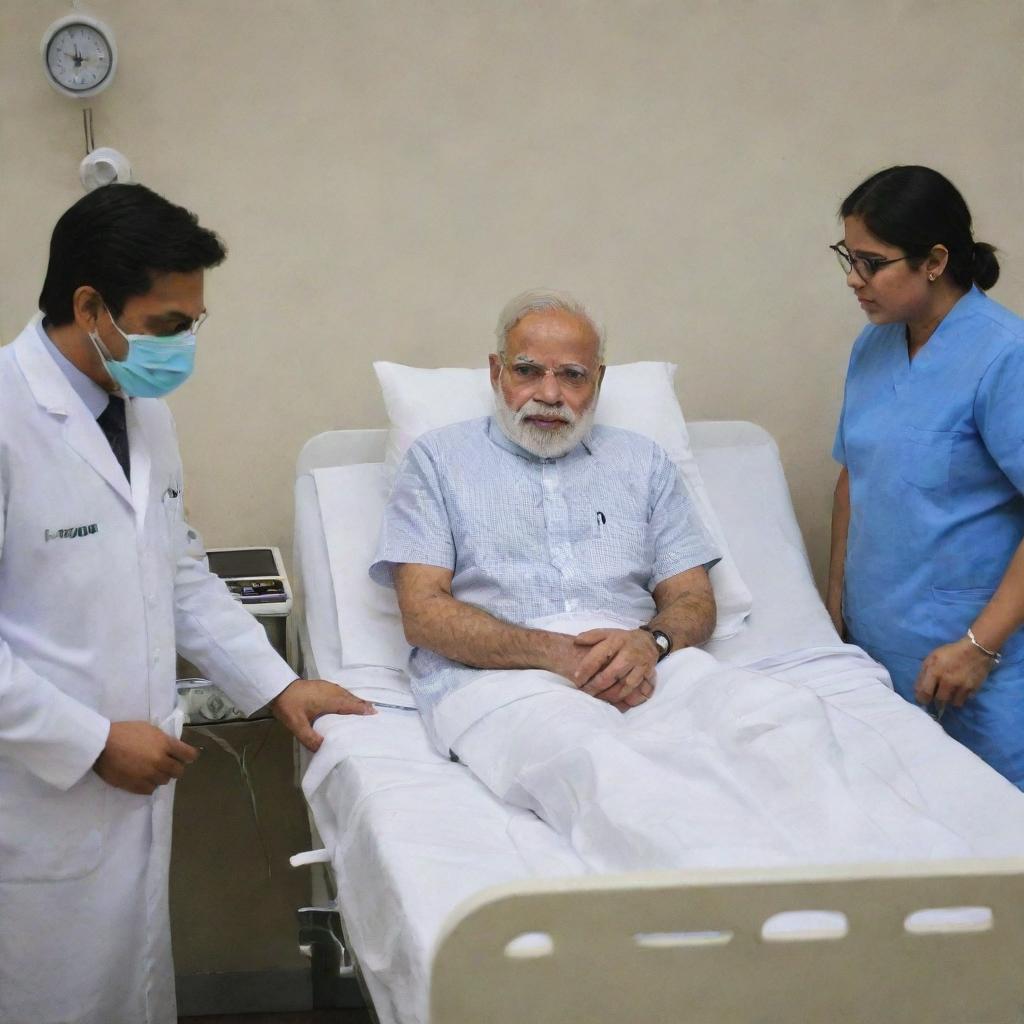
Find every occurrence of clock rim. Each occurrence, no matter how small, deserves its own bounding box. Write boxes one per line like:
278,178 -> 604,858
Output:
45,25 -> 114,92
40,13 -> 118,100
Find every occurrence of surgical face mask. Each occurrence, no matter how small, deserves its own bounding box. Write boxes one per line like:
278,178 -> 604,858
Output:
88,306 -> 201,398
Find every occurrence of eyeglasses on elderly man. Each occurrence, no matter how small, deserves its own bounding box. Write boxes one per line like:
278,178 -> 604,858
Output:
499,355 -> 597,390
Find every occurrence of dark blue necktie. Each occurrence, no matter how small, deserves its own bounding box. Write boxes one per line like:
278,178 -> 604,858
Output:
97,396 -> 130,483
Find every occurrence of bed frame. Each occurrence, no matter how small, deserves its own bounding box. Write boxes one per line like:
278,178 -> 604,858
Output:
294,425 -> 1024,1024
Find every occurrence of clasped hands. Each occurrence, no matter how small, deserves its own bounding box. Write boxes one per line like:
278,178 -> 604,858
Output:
548,627 -> 660,711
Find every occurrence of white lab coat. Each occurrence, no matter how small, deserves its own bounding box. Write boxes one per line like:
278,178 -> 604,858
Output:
0,320 -> 297,1024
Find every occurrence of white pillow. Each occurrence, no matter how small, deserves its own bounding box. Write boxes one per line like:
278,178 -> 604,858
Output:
374,360 -> 752,639
312,463 -> 413,682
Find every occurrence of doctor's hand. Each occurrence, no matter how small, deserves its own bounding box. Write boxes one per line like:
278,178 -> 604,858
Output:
914,639 -> 995,710
572,629 -> 658,709
270,678 -> 376,753
93,722 -> 200,795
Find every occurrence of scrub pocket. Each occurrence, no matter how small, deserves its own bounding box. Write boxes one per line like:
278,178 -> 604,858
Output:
932,586 -> 1024,666
900,427 -> 955,490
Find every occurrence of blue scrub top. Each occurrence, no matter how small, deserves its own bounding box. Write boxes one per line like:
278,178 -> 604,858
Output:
834,286 -> 1024,668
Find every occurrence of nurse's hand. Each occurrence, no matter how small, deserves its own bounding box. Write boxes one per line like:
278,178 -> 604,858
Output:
93,721 -> 200,795
270,678 -> 377,753
914,639 -> 995,709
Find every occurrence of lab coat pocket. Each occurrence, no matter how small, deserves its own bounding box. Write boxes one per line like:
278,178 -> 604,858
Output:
160,485 -> 184,567
900,427 -> 955,490
0,765 -> 107,882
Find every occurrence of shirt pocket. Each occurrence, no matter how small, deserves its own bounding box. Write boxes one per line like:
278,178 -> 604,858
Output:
580,517 -> 650,582
900,427 -> 955,490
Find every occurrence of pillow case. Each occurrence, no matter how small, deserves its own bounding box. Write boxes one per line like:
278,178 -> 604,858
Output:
313,463 -> 413,682
373,360 -> 752,639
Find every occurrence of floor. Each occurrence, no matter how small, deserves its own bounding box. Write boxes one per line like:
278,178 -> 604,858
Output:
179,1012 -> 372,1023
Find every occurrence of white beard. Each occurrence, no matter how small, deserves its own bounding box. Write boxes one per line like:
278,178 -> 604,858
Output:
492,392 -> 597,458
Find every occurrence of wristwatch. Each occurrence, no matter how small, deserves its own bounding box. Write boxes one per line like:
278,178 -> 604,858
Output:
639,624 -> 672,662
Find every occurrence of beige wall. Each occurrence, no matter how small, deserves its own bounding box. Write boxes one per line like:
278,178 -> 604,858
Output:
3,0 -> 1022,590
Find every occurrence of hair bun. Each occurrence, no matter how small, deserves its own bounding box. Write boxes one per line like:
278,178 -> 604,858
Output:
972,241 -> 1000,291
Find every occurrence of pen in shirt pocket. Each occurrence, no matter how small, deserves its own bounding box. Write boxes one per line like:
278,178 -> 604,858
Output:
596,511 -> 606,528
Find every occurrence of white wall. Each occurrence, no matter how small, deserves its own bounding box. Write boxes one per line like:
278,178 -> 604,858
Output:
3,0 -> 1022,587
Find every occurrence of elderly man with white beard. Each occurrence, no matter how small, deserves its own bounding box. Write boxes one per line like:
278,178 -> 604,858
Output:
369,290 -> 992,873
372,289 -> 720,733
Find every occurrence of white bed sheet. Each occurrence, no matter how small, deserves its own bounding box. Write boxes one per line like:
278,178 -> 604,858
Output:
294,424 -> 1024,1024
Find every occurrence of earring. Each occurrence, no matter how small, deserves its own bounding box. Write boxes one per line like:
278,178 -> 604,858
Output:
928,274 -> 935,281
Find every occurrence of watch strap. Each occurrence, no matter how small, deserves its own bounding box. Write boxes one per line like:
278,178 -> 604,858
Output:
639,624 -> 672,662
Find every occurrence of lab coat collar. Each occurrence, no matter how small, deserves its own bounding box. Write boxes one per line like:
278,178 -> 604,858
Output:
125,398 -> 152,528
486,413 -> 594,462
13,319 -> 134,508
35,317 -> 109,418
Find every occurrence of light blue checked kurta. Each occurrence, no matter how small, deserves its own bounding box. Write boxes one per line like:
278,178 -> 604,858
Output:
370,416 -> 720,740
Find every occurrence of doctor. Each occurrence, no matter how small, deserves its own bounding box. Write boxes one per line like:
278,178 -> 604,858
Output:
0,183 -> 374,1024
828,165 -> 1024,789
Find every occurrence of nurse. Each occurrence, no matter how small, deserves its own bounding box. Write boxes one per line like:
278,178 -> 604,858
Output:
827,165 -> 1024,789
0,183 -> 375,1024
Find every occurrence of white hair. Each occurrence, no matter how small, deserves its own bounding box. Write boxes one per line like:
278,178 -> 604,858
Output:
494,289 -> 606,361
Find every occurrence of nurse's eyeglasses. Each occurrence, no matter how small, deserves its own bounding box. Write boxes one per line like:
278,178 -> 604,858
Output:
830,243 -> 911,281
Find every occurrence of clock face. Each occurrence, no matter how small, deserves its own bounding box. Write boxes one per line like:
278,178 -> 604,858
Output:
45,23 -> 113,93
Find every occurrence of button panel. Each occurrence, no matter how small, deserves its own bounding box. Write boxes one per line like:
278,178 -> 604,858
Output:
225,578 -> 286,604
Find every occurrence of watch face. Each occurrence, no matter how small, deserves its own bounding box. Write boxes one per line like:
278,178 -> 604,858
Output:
45,23 -> 112,93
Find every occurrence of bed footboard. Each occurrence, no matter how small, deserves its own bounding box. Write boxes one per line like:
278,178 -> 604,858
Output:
431,858 -> 1024,1024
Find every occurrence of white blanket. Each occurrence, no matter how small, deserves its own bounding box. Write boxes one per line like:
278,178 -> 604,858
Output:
304,642 -> 1024,1024
432,624 -> 1024,873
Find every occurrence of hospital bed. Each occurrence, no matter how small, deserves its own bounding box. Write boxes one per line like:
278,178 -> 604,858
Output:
291,420 -> 1024,1024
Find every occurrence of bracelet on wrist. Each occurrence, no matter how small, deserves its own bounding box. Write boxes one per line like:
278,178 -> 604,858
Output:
966,628 -> 1002,665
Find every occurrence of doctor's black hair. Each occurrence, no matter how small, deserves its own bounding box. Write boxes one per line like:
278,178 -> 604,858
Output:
38,183 -> 227,325
840,165 -> 999,292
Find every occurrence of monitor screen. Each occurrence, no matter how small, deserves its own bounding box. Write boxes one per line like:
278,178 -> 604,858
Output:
206,548 -> 279,578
